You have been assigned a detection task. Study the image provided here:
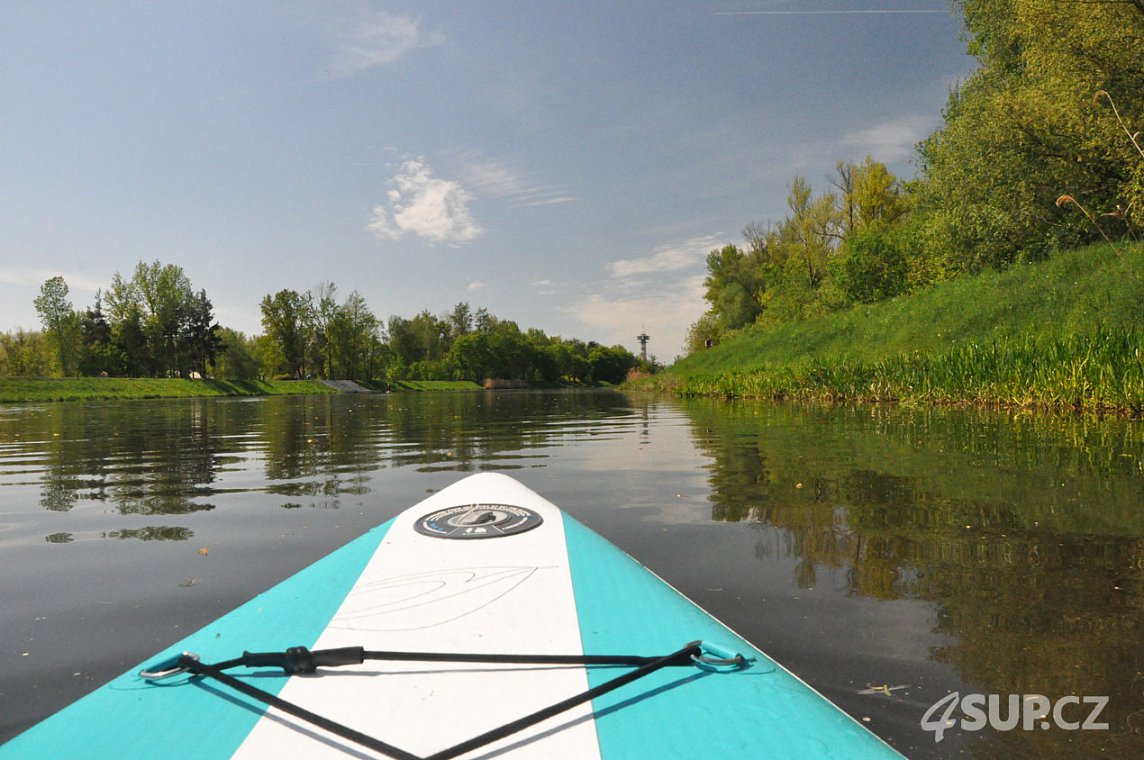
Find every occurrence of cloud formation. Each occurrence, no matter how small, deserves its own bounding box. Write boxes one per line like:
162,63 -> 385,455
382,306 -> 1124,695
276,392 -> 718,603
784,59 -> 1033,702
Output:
368,159 -> 483,246
607,234 -> 724,279
458,157 -> 576,209
840,114 -> 933,163
0,267 -> 104,292
327,8 -> 444,76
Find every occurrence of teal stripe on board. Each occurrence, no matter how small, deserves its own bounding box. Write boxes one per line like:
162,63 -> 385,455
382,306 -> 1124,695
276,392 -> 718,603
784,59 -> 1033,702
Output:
3,521 -> 393,760
561,514 -> 903,759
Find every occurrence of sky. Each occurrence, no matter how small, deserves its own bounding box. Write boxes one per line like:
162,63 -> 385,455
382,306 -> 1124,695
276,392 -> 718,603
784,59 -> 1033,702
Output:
0,1 -> 976,361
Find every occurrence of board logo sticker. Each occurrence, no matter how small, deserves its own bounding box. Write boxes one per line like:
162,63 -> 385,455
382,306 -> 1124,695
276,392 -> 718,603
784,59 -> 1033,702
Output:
414,503 -> 543,539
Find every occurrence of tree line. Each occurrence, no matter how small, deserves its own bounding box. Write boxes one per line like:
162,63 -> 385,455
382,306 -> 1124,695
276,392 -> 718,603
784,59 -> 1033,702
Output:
1,263 -> 640,386
16,262 -> 224,379
688,0 -> 1142,353
255,287 -> 638,385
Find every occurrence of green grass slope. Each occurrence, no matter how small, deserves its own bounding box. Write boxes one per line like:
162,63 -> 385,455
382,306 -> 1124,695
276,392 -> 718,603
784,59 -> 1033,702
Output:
0,378 -> 336,403
663,243 -> 1143,414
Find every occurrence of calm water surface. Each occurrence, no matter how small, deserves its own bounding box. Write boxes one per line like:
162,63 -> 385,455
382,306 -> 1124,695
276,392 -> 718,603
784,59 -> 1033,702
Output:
0,390 -> 1141,758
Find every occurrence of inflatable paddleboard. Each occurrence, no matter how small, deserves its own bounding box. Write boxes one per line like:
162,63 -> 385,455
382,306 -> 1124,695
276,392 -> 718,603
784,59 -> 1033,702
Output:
4,473 -> 903,759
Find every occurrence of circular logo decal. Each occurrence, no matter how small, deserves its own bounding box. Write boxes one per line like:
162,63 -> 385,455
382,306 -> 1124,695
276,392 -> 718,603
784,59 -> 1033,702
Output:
414,503 -> 544,540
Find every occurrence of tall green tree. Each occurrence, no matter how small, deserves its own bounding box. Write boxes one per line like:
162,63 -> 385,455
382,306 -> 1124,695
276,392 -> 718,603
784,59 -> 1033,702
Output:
447,302 -> 474,340
703,244 -> 766,330
784,176 -> 841,289
309,282 -> 339,379
136,261 -> 194,375
260,289 -> 312,379
386,315 -> 420,375
181,290 -> 224,377
835,157 -> 905,234
77,290 -> 123,376
34,276 -> 76,376
329,290 -> 381,381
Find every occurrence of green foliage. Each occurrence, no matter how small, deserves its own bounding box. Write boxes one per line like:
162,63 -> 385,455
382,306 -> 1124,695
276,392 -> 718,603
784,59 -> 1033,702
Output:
756,268 -> 828,328
259,286 -> 385,382
328,291 -> 384,381
586,344 -> 634,384
213,328 -> 262,381
260,289 -> 311,379
0,329 -> 52,377
833,224 -> 909,304
684,312 -> 723,355
693,168 -> 893,346
918,0 -> 1144,268
703,244 -> 765,330
847,157 -> 906,231
102,261 -> 222,378
76,292 -> 123,377
440,318 -> 634,385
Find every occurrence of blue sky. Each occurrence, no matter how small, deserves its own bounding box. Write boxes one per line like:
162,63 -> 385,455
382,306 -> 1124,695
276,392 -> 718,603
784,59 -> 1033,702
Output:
1,1 -> 975,360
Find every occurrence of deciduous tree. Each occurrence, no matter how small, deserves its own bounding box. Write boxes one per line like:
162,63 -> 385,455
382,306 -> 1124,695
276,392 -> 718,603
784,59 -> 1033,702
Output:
260,289 -> 311,379
34,276 -> 75,376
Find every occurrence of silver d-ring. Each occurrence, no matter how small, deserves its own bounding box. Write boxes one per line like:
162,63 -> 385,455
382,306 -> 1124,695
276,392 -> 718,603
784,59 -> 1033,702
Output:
139,652 -> 200,680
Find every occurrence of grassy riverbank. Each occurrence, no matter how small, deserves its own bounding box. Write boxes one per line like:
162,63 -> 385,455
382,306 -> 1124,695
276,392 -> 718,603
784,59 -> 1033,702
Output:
652,242 -> 1144,415
0,378 -> 337,403
0,377 -> 565,403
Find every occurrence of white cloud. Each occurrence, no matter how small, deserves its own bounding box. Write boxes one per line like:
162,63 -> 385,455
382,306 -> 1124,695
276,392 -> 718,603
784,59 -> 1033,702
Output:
532,279 -> 556,295
0,267 -> 104,293
467,281 -> 485,293
516,195 -> 577,208
368,159 -> 483,246
559,233 -> 726,357
840,114 -> 934,163
327,7 -> 444,76
457,157 -> 577,209
607,234 -> 724,279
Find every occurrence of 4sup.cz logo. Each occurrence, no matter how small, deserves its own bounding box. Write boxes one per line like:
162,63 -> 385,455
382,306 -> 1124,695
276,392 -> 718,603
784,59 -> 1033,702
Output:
921,692 -> 1110,743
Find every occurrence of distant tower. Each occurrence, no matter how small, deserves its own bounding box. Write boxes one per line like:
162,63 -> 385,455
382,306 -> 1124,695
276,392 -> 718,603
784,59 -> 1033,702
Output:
636,331 -> 650,362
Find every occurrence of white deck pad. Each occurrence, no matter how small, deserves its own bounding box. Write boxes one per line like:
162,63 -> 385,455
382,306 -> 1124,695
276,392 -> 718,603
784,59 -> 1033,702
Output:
231,473 -> 601,759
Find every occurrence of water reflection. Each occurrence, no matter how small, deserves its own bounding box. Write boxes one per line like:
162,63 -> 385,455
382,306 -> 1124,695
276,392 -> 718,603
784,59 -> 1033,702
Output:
679,399 -> 1144,759
0,391 -> 643,536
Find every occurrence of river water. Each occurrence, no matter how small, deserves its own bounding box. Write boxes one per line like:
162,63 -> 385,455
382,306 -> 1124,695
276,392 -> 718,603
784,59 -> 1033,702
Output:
0,390 -> 1141,758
